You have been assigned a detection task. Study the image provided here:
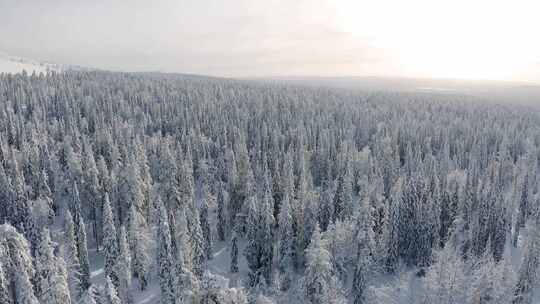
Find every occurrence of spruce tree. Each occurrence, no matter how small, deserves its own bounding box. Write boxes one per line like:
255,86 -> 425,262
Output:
302,225 -> 345,304
333,168 -> 353,223
127,203 -> 151,290
0,224 -> 39,304
231,232 -> 239,274
102,193 -> 119,285
190,206 -> 206,278
78,285 -> 98,304
82,140 -> 101,245
0,258 -> 11,304
157,202 -> 175,304
200,196 -> 213,260
422,244 -> 467,304
64,210 -> 83,299
277,191 -> 294,290
101,276 -> 121,304
318,180 -> 334,232
77,216 -> 91,290
115,226 -> 132,304
35,229 -> 71,304
0,165 -> 13,226
383,178 -> 403,273
513,216 -> 540,304
245,171 -> 275,287
217,184 -> 228,242
352,198 -> 375,304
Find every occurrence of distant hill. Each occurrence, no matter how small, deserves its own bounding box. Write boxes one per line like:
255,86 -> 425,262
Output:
0,51 -> 91,74
256,76 -> 540,108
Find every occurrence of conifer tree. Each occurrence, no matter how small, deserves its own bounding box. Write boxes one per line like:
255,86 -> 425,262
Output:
102,193 -> 119,285
190,206 -> 206,278
217,184 -> 228,242
127,203 -> 151,290
513,174 -> 529,248
77,216 -> 91,291
0,257 -> 11,304
383,178 -> 403,273
64,210 -> 83,299
0,224 -> 39,304
513,216 -> 540,304
35,229 -> 71,304
302,225 -> 345,304
8,154 -> 36,248
115,226 -> 132,304
245,170 -> 275,286
157,202 -> 175,304
277,191 -> 294,290
200,195 -> 213,261
0,165 -> 13,225
318,179 -> 334,232
231,232 -> 239,274
352,198 -> 375,304
422,244 -> 467,304
333,167 -> 353,223
81,140 -> 101,245
79,285 -> 99,304
101,276 -> 121,304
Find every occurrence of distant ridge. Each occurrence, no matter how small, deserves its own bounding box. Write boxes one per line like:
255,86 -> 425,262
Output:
0,51 -> 93,74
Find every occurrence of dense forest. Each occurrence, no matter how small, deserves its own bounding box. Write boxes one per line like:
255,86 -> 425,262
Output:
0,71 -> 539,304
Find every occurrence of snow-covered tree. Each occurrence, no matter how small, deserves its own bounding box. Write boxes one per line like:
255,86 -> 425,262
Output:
513,216 -> 540,304
78,285 -> 99,304
102,193 -> 119,285
469,253 -> 516,304
127,203 -> 152,290
244,170 -> 275,286
35,229 -> 71,304
301,225 -> 345,304
277,191 -> 294,290
115,226 -> 132,304
157,201 -> 176,304
77,215 -> 91,291
382,178 -> 403,273
200,195 -> 213,261
422,244 -> 467,304
0,224 -> 39,304
101,276 -> 121,304
217,184 -> 228,242
189,206 -> 206,278
63,210 -> 83,299
352,197 -> 375,304
0,256 -> 11,304
333,167 -> 353,223
230,232 -> 239,274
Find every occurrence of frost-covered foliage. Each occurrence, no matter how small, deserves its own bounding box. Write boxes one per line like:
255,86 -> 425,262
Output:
0,71 -> 539,303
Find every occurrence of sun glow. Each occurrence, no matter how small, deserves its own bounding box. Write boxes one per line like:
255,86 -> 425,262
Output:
333,0 -> 540,82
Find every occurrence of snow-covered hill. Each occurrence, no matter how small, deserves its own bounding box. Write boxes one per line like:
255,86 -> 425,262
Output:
0,51 -> 92,74
0,52 -> 61,74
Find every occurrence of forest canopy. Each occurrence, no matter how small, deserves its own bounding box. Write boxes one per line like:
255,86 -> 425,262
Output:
0,71 -> 539,304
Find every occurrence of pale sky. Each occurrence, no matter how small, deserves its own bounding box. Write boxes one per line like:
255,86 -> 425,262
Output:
1,0 -> 539,83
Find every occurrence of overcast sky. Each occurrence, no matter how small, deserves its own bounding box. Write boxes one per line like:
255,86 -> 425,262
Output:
1,0 -> 539,82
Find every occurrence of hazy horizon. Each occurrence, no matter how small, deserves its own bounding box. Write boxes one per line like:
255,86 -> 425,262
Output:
1,0 -> 540,83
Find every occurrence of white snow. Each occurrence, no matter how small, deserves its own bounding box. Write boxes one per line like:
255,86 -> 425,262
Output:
137,293 -> 158,304
0,52 -> 57,74
90,268 -> 104,278
0,51 -> 92,74
213,246 -> 227,258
